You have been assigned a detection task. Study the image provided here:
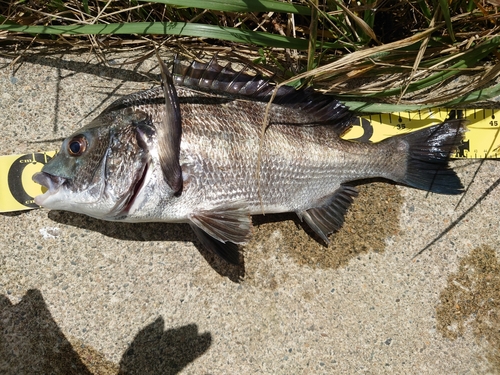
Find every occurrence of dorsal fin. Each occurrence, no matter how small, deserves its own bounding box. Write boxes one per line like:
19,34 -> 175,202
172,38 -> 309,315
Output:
172,57 -> 354,135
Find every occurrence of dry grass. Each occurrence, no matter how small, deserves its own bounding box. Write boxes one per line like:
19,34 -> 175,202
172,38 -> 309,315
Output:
1,0 -> 500,107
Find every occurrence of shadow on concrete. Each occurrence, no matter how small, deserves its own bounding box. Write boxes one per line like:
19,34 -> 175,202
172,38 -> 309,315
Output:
0,289 -> 212,375
0,289 -> 92,374
7,53 -> 158,133
19,53 -> 156,83
118,318 -> 212,375
48,210 -> 245,282
414,175 -> 500,258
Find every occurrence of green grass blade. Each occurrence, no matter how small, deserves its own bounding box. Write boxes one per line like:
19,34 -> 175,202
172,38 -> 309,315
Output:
0,22 -> 343,50
144,0 -> 311,15
466,0 -> 476,12
82,0 -> 89,14
416,0 -> 432,20
0,16 -> 17,25
307,0 -> 318,72
443,83 -> 500,106
438,0 -> 455,42
341,101 -> 430,113
343,79 -> 500,112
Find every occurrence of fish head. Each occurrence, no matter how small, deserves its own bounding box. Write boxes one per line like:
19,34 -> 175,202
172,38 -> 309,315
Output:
33,108 -> 155,220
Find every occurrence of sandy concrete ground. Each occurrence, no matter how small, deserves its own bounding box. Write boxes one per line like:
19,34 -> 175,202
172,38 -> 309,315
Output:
1,51 -> 499,374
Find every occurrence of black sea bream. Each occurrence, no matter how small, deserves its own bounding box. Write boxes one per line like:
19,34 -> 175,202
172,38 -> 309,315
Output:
33,59 -> 465,264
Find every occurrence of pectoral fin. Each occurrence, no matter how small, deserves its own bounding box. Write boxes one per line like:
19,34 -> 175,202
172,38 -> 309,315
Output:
156,53 -> 183,194
297,185 -> 358,243
188,206 -> 252,264
189,207 -> 252,244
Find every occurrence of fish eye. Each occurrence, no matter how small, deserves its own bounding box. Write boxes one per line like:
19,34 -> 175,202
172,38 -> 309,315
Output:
67,135 -> 87,156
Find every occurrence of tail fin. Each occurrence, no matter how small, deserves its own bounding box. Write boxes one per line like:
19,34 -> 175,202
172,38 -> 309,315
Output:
391,119 -> 466,194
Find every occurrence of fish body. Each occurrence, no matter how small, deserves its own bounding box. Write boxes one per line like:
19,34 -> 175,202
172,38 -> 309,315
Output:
33,59 -> 465,263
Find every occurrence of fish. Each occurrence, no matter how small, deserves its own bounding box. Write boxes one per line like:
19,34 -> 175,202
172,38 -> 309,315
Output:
33,58 -> 466,264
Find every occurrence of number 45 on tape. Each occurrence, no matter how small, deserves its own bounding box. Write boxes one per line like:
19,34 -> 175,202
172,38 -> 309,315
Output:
0,152 -> 56,213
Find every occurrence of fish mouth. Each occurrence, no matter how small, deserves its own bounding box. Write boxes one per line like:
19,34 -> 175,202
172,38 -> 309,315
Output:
32,172 -> 66,206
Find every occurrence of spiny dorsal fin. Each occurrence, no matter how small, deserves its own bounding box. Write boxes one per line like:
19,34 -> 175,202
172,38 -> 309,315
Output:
297,185 -> 358,243
173,56 -> 275,97
173,57 -> 354,136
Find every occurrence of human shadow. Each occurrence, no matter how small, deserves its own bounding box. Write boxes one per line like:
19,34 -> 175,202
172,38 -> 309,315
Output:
0,289 -> 92,374
47,210 -> 245,282
0,289 -> 212,374
118,318 -> 212,375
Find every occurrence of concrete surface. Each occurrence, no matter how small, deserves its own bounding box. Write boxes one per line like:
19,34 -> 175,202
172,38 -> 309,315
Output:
0,50 -> 499,374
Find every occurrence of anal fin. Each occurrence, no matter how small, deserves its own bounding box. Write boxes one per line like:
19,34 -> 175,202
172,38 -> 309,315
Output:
297,185 -> 358,243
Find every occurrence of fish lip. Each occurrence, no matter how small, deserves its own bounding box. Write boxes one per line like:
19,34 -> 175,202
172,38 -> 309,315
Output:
32,172 -> 66,206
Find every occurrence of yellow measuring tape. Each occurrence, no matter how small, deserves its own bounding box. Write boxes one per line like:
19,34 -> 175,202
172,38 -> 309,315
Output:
343,108 -> 500,158
1,108 -> 499,213
0,151 -> 56,213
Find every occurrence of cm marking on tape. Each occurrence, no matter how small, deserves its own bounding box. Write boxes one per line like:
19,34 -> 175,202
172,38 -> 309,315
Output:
0,151 -> 56,213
